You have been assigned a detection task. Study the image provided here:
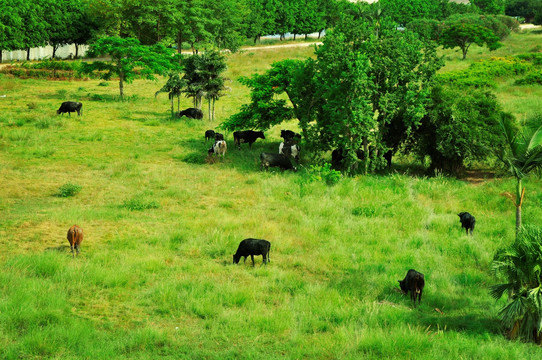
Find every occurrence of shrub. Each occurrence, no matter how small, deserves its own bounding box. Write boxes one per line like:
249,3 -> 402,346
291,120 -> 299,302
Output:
308,163 -> 341,185
515,70 -> 542,85
56,183 -> 82,197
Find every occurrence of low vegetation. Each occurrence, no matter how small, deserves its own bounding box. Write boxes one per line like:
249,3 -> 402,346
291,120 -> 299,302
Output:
0,28 -> 541,359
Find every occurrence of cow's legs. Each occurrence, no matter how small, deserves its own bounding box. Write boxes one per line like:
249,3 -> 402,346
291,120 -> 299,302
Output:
251,255 -> 255,266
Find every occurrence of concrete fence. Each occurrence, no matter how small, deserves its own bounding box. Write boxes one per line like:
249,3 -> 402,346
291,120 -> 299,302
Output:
1,44 -> 89,62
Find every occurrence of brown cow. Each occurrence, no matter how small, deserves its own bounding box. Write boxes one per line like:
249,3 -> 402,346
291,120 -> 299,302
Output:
67,225 -> 84,257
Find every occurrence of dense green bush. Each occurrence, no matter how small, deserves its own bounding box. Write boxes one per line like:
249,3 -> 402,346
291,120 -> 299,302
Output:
515,70 -> 542,85
438,56 -> 533,87
409,85 -> 509,173
56,183 -> 82,197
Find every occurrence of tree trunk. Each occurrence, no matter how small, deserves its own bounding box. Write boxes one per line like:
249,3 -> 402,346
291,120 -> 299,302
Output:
294,34 -> 296,40
119,72 -> 125,100
52,44 -> 57,59
208,99 -> 211,121
75,44 -> 79,58
177,31 -> 183,54
516,179 -> 524,238
0,50 -> 2,63
212,98 -> 215,122
171,96 -> 174,117
27,48 -> 31,61
177,95 -> 180,113
362,136 -> 369,175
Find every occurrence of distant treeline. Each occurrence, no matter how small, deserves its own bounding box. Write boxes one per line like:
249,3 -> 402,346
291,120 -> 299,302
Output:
1,0 -> 540,62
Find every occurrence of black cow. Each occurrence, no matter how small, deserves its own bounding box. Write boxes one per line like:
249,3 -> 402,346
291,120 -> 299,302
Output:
280,129 -> 301,142
177,107 -> 203,119
205,130 -> 215,141
57,101 -> 82,116
260,152 -> 297,172
458,212 -> 476,235
233,130 -> 265,149
399,269 -> 425,306
233,238 -> 271,266
214,132 -> 224,141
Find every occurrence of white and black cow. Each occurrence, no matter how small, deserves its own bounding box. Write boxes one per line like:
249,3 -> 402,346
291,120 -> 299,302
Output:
260,152 -> 296,171
208,140 -> 227,157
279,141 -> 300,161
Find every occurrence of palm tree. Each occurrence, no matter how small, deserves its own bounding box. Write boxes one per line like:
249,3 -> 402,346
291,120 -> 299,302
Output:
155,72 -> 186,117
490,226 -> 542,343
498,115 -> 542,237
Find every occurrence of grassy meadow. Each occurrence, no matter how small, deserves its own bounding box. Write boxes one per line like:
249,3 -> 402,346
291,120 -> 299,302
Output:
1,30 -> 542,359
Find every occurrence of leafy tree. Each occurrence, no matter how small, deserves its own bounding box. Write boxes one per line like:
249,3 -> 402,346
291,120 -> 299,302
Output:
439,21 -> 502,59
182,54 -> 205,108
378,0 -> 448,25
198,49 -> 228,121
207,0 -> 248,52
220,58 -> 316,133
491,226 -> 542,343
471,0 -> 506,14
274,0 -> 297,40
407,18 -> 444,42
20,0 -> 48,61
42,0 -> 75,58
0,0 -> 25,63
156,72 -> 186,116
498,115 -> 542,236
506,0 -> 540,23
409,85 -> 508,174
81,37 -> 179,99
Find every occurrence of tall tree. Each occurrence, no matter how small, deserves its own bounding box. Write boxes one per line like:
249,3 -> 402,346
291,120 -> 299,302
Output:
156,72 -> 186,116
471,0 -> 506,14
0,0 -> 25,63
439,21 -> 502,59
498,115 -> 542,236
198,49 -> 228,121
81,37 -> 179,99
20,0 -> 48,60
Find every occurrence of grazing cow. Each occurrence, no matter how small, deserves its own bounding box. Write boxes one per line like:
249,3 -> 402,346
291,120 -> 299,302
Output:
208,140 -> 227,157
260,152 -> 297,172
67,225 -> 84,257
177,107 -> 203,119
233,130 -> 265,149
399,269 -> 425,306
233,238 -> 271,266
205,130 -> 215,141
458,212 -> 476,235
57,101 -> 83,116
214,132 -> 224,141
279,141 -> 300,161
280,129 -> 301,142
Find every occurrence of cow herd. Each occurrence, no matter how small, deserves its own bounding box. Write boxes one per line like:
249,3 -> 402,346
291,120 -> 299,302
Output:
57,101 -> 478,307
205,127 -> 301,172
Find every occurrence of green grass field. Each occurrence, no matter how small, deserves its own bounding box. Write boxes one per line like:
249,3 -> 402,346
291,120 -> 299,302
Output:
1,30 -> 542,359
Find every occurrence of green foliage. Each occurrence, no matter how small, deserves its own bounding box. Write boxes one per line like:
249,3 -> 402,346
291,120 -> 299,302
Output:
410,85 -> 508,173
407,18 -> 444,42
440,19 -> 502,59
471,0 -> 506,15
515,70 -> 542,85
307,163 -> 342,186
155,72 -> 186,116
505,0 -> 542,23
497,115 -> 542,233
56,183 -> 82,197
81,37 -> 180,99
491,226 -> 542,343
438,56 -> 533,87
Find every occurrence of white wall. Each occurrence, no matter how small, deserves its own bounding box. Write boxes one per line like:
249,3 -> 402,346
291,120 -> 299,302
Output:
1,44 -> 88,62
